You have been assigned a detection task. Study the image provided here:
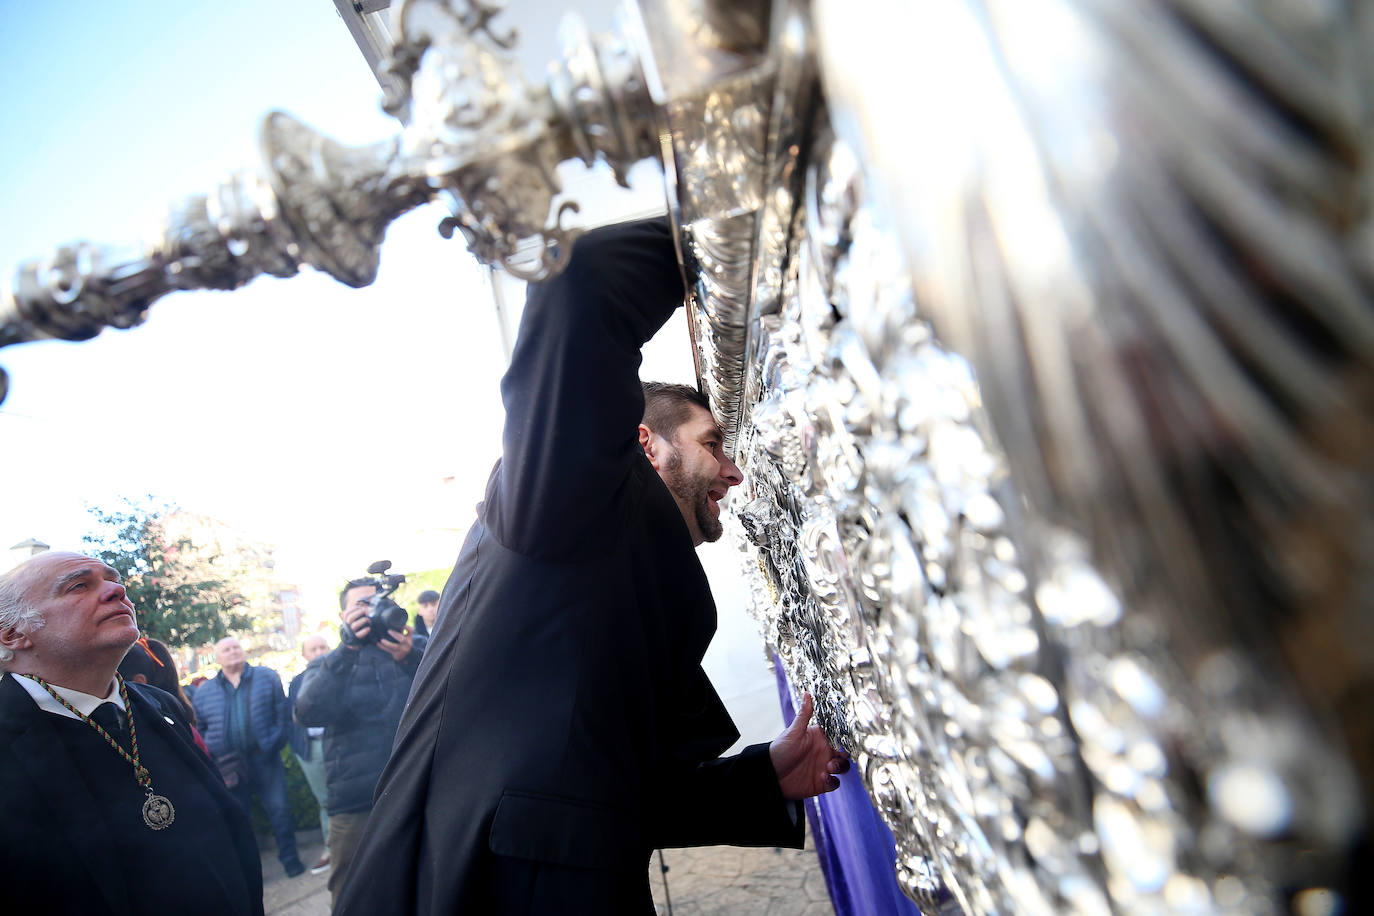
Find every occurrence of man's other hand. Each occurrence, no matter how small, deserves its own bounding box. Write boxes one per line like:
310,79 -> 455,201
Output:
341,602 -> 371,649
769,692 -> 851,800
377,626 -> 414,663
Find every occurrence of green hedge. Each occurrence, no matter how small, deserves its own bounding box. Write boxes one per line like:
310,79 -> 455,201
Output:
248,746 -> 322,835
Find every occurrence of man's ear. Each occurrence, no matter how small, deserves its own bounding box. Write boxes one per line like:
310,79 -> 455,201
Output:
0,626 -> 32,655
638,424 -> 663,470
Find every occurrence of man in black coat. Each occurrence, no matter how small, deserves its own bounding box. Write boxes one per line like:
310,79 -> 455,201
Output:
0,551 -> 263,915
294,579 -> 425,906
336,218 -> 849,915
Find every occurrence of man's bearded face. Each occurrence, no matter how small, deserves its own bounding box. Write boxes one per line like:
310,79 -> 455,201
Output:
661,444 -> 724,543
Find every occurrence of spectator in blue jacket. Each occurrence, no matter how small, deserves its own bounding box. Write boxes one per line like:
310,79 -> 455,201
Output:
193,636 -> 305,878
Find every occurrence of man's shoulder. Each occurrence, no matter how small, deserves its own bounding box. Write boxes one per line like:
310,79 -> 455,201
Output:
193,674 -> 223,703
127,681 -> 188,724
0,673 -> 42,730
247,663 -> 283,684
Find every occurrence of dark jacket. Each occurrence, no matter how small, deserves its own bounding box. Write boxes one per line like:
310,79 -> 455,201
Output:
192,663 -> 291,758
2,674 -> 264,915
334,219 -> 801,916
294,640 -> 424,815
286,668 -> 313,760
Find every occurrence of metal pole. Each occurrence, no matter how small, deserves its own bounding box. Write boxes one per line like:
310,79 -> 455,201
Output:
655,848 -> 673,916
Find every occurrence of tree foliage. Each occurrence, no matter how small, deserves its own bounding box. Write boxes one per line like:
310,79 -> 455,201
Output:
393,567 -> 451,625
83,498 -> 252,649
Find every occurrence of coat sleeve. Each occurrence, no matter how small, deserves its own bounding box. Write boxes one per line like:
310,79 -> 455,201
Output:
192,677 -> 227,756
287,671 -> 307,756
647,742 -> 805,850
293,650 -> 356,728
488,217 -> 685,559
261,668 -> 290,753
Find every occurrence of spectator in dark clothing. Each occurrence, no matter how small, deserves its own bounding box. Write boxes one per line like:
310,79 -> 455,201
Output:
295,579 -> 425,905
193,636 -> 305,878
184,675 -> 206,709
1,551 -> 264,914
288,633 -> 332,875
414,589 -> 440,639
119,636 -> 195,723
120,636 -> 210,759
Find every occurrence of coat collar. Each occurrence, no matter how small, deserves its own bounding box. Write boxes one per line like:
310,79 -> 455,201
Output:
216,663 -> 254,687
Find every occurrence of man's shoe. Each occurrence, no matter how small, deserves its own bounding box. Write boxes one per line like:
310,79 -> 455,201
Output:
310,852 -> 331,876
284,859 -> 306,878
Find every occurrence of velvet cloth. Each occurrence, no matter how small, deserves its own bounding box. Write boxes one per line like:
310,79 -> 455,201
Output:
774,665 -> 932,916
334,218 -> 802,916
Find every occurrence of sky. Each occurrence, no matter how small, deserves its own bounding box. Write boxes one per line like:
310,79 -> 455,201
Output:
0,0 -> 781,738
0,0 -> 676,604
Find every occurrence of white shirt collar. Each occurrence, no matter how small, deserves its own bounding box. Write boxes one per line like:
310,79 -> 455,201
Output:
3,671 -> 125,721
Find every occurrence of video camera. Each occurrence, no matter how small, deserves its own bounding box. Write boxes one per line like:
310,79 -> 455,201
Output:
340,560 -> 409,647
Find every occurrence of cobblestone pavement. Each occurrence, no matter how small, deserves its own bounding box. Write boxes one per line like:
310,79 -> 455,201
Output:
649,839 -> 834,916
261,830 -> 329,916
262,830 -> 834,915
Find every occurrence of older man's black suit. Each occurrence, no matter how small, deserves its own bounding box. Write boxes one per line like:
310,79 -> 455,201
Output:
335,219 -> 802,914
1,673 -> 264,915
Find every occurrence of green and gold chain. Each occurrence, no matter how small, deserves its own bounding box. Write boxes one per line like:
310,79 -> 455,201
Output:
23,673 -> 152,788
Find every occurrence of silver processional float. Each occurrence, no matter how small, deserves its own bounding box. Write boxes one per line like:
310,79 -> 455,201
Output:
3,1 -> 1370,913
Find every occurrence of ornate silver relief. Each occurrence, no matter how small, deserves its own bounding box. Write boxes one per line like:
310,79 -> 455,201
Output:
733,116 -> 1367,912
0,0 -> 659,363
722,0 -> 1371,912
2,2 -> 1368,913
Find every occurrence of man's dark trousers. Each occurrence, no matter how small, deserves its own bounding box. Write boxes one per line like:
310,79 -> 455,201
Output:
228,748 -> 300,870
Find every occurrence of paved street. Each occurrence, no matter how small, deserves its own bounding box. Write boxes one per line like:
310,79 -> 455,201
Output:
261,829 -> 834,915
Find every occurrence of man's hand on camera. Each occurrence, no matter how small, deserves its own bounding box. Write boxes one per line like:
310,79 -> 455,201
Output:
377,626 -> 413,663
341,602 -> 371,650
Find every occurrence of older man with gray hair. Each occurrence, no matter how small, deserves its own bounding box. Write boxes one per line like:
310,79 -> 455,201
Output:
0,550 -> 264,914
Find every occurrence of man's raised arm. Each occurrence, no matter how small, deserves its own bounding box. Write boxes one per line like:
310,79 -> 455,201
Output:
486,218 -> 683,557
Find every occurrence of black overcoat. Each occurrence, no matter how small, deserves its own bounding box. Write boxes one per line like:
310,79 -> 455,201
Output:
335,219 -> 802,914
2,674 -> 264,914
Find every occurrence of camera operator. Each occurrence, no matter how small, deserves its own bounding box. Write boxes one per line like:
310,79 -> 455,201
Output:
294,573 -> 426,906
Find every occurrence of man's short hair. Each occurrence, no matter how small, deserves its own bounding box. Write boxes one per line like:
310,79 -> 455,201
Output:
642,381 -> 711,443
339,578 -> 374,611
417,590 -> 440,605
0,564 -> 44,669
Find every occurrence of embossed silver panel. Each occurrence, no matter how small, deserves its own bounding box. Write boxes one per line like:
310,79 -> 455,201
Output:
2,2 -> 1367,912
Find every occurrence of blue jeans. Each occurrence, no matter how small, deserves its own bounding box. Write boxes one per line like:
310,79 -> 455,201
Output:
228,747 -> 300,869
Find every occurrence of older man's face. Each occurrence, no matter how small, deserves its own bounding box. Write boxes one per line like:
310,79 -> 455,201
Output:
302,635 -> 329,662
4,552 -> 138,665
214,637 -> 245,669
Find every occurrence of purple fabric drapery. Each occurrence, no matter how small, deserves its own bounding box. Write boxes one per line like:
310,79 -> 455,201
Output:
775,661 -> 925,916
